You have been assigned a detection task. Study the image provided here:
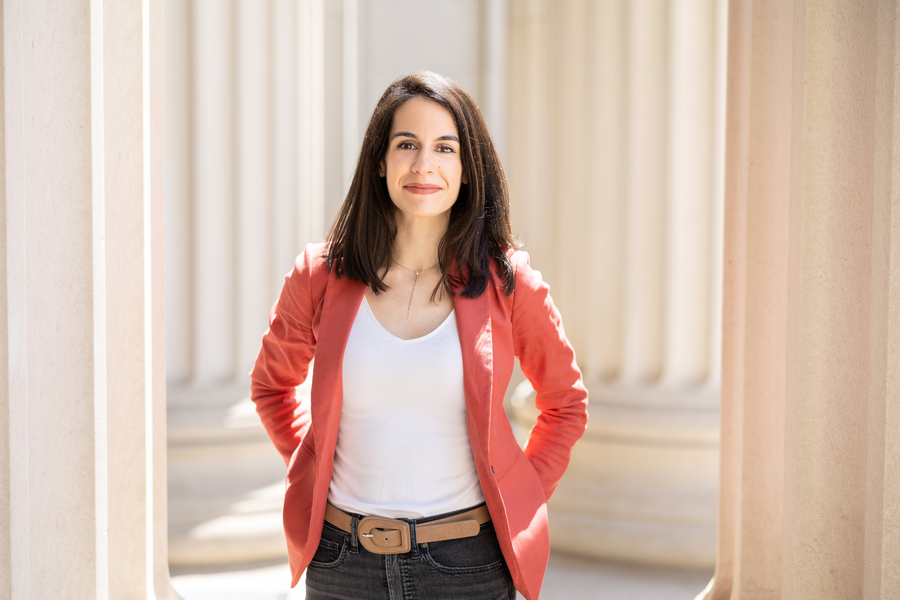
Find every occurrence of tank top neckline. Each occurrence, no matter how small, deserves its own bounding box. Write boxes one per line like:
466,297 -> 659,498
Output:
361,296 -> 455,343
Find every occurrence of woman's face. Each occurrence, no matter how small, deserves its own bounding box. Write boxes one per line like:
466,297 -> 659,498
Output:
380,97 -> 466,226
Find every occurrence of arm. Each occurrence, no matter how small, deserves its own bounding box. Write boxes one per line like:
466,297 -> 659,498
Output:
250,245 -> 324,465
510,251 -> 589,499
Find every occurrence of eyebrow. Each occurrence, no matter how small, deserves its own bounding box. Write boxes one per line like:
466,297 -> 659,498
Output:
390,131 -> 460,143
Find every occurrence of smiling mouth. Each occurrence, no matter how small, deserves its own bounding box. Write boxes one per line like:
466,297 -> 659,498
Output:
404,183 -> 442,195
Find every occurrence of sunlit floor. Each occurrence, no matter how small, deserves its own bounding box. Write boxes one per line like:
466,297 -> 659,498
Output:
171,553 -> 712,600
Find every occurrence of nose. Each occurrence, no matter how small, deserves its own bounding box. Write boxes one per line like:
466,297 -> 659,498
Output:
411,148 -> 435,174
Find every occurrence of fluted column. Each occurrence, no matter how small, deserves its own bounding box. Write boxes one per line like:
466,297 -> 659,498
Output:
164,0 -> 330,565
508,0 -> 727,567
700,1 -> 900,599
2,0 -> 177,598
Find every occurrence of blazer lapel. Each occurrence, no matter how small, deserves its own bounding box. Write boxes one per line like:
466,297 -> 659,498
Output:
453,287 -> 494,463
310,273 -> 365,462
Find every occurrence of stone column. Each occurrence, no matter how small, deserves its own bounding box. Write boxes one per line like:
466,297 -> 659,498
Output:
164,0 -> 330,565
507,0 -> 727,568
1,0 -> 178,598
699,1 -> 900,599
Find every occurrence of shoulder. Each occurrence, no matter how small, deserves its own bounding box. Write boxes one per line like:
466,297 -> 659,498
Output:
294,242 -> 331,281
282,242 -> 332,307
504,248 -> 544,293
484,248 -> 548,313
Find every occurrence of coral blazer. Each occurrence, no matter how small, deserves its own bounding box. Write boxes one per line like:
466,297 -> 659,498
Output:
250,243 -> 588,600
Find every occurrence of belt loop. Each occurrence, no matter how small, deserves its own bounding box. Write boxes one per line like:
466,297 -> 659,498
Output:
350,514 -> 359,554
409,520 -> 419,560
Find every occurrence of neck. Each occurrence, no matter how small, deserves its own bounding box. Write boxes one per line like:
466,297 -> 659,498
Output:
392,214 -> 448,270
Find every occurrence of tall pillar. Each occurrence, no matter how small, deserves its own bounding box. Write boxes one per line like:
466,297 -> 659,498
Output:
164,0 -> 330,565
1,0 -> 178,598
507,0 -> 727,567
700,0 -> 900,599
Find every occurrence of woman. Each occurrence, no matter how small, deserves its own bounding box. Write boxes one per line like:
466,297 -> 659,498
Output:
251,71 -> 588,600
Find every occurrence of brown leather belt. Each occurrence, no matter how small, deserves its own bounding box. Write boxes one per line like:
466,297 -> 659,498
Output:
324,502 -> 492,555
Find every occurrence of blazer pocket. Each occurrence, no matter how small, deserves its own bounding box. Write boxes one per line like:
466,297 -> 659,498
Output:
286,435 -> 318,496
496,451 -> 542,496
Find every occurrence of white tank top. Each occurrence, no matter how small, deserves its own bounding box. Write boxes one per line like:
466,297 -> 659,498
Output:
327,297 -> 485,519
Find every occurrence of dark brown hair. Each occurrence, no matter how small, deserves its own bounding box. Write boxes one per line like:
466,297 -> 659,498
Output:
326,71 -> 517,298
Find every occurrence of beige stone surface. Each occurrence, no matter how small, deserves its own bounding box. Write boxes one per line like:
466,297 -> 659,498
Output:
2,0 -> 177,597
702,0 -> 900,598
506,0 -> 727,568
1,5 -> 10,599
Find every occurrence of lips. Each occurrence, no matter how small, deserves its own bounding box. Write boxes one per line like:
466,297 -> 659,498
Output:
403,182 -> 442,195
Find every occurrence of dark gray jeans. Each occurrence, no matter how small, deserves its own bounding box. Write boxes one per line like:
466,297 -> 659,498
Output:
305,508 -> 516,600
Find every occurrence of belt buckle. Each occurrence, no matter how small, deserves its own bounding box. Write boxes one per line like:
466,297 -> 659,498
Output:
357,516 -> 411,554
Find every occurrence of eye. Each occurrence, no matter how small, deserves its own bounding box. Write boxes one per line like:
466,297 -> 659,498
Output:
436,144 -> 457,154
397,140 -> 416,150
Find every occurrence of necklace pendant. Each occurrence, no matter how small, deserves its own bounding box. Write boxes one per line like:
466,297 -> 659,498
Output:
391,258 -> 438,320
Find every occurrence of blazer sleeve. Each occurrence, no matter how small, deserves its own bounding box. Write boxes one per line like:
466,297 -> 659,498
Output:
510,251 -> 589,500
250,244 -> 325,465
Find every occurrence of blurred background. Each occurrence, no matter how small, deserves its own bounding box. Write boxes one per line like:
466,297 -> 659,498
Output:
7,1 -> 896,598
163,0 -> 726,596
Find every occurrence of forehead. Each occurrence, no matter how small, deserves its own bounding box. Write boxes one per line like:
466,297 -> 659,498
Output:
390,97 -> 458,135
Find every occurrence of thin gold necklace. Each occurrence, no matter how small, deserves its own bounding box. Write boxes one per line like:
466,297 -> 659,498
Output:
392,258 -> 439,319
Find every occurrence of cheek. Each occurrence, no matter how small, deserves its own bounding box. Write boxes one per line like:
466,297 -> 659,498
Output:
387,155 -> 411,178
453,166 -> 465,188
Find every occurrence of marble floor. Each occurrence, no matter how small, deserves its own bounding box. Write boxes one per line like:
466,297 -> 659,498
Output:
171,553 -> 713,600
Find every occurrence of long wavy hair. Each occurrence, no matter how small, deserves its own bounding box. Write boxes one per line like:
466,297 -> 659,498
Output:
326,71 -> 517,299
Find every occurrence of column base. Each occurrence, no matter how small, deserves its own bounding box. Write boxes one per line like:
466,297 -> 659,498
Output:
167,385 -> 290,566
511,380 -> 719,569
